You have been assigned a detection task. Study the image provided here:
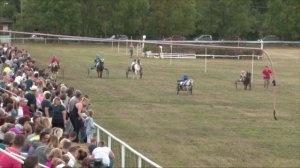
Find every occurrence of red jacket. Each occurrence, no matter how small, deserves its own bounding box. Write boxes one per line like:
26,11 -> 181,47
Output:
21,104 -> 30,117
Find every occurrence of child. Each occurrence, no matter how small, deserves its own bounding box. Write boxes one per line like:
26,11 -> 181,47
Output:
85,110 -> 96,143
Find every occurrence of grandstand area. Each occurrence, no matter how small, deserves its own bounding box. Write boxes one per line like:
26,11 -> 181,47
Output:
0,40 -> 299,167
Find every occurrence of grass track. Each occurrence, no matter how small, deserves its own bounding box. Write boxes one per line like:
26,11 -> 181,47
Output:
17,43 -> 300,167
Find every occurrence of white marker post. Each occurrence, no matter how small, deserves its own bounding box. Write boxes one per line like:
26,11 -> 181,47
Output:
205,48 -> 207,73
251,51 -> 254,83
170,41 -> 173,65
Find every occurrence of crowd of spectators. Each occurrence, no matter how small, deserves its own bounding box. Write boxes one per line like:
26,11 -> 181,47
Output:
0,43 -> 115,168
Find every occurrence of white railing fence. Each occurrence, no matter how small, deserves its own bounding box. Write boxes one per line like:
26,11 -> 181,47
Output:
95,123 -> 162,168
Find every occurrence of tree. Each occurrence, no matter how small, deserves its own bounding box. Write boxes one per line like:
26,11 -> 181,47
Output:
146,0 -> 196,38
263,0 -> 300,40
195,0 -> 253,39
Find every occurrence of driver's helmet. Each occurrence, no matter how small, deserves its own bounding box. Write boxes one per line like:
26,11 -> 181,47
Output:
182,74 -> 189,81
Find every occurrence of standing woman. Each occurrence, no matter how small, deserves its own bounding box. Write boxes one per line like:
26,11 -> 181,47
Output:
69,96 -> 89,142
51,97 -> 67,130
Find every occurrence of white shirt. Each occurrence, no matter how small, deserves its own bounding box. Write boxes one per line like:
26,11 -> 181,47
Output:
66,152 -> 76,167
92,147 -> 112,166
17,107 -> 23,118
14,75 -> 24,85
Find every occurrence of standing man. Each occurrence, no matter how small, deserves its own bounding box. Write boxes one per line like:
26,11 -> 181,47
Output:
262,65 -> 272,88
129,44 -> 134,58
25,85 -> 38,116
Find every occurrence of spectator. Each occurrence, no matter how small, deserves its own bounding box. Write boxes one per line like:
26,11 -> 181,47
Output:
61,139 -> 76,167
22,122 -> 33,138
85,110 -> 96,143
68,131 -> 77,143
14,101 -> 23,118
25,71 -> 33,91
25,85 -> 37,115
61,155 -> 70,166
14,70 -> 23,86
41,91 -> 52,118
41,117 -> 51,129
88,137 -> 97,155
262,65 -> 272,88
46,148 -> 63,168
92,141 -> 115,168
0,131 -> 15,149
28,131 -> 50,156
51,127 -> 63,140
6,103 -> 16,117
68,90 -> 81,114
0,134 -> 26,168
75,148 -> 88,167
23,156 -> 39,168
20,98 -> 30,117
51,157 -> 66,168
27,124 -> 44,141
69,96 -> 89,142
34,132 -> 51,164
51,97 -> 67,130
68,146 -> 78,166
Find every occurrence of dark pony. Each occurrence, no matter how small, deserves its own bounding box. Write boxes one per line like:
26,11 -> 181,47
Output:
96,61 -> 104,78
235,71 -> 251,90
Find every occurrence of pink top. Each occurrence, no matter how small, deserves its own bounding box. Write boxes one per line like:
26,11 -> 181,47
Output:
262,68 -> 272,79
0,147 -> 22,168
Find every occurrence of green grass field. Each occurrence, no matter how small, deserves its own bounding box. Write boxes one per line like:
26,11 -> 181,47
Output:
16,43 -> 299,167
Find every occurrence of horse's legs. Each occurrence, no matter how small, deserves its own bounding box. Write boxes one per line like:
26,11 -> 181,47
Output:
139,69 -> 143,79
249,82 -> 252,90
100,71 -> 103,78
234,80 -> 238,89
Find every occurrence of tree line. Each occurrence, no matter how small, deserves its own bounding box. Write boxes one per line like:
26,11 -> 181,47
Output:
0,0 -> 299,40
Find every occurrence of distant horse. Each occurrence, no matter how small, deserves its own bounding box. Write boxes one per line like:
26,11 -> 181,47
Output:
177,79 -> 194,95
87,62 -> 109,78
235,71 -> 251,90
126,60 -> 143,79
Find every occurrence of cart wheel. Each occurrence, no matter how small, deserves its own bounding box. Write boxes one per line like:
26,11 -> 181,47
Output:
87,68 -> 90,76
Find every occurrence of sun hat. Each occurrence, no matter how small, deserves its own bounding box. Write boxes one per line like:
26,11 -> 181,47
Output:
30,85 -> 38,91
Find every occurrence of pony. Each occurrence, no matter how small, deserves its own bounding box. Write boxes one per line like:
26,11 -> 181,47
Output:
48,62 -> 60,79
126,59 -> 143,79
235,71 -> 251,90
96,61 -> 104,78
177,79 -> 193,95
87,61 -> 109,78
